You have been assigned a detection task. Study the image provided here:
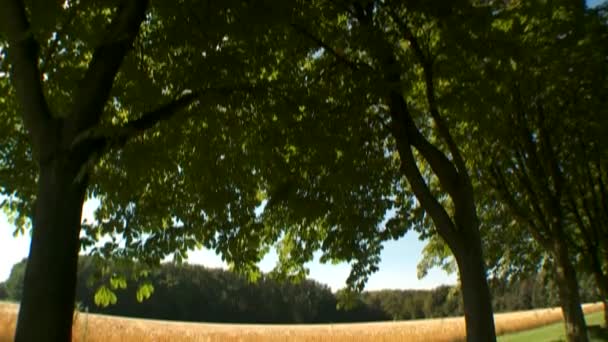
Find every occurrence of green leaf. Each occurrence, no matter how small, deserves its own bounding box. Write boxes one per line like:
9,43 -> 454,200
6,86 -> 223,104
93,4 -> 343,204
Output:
109,275 -> 127,290
136,282 -> 154,303
94,285 -> 117,307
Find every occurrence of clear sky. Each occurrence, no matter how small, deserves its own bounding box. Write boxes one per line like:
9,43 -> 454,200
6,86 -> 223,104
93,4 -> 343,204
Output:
0,199 -> 456,291
588,0 -> 604,7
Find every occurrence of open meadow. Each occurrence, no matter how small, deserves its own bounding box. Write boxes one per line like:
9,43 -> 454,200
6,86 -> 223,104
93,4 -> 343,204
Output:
498,311 -> 608,342
0,301 -> 603,342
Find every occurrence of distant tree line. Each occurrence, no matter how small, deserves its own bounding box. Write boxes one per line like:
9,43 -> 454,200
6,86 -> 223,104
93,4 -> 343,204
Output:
362,274 -> 601,322
0,257 -> 600,324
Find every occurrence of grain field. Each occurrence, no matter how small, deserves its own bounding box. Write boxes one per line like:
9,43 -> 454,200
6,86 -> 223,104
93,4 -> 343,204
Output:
0,301 -> 603,342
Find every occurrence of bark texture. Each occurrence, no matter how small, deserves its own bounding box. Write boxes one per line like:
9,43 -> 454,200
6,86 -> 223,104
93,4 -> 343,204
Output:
1,1 -> 150,341
15,156 -> 89,341
387,91 -> 497,342
553,238 -> 589,342
455,235 -> 497,342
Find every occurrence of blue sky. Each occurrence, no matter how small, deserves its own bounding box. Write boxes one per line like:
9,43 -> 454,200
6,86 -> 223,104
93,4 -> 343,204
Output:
0,199 -> 456,291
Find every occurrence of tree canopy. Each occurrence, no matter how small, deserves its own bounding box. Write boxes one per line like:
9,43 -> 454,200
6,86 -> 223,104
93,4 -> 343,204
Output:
0,1 -> 606,341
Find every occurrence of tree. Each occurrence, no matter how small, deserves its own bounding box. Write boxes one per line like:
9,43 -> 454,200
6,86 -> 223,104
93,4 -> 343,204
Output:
0,0 -> 439,338
0,2 -> 165,339
0,1 -> 299,340
0,1 -> 156,340
446,1 -> 608,340
0,283 -> 7,300
366,1 -> 608,339
4,258 -> 26,302
563,130 -> 608,325
4,256 -> 390,323
254,1 -> 500,340
3,2 -> 600,342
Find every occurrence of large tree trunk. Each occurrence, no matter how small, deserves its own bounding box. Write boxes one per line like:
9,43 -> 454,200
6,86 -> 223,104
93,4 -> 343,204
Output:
602,298 -> 608,328
452,228 -> 497,342
386,91 -> 497,341
2,1 -> 148,341
14,156 -> 88,342
552,238 -> 589,342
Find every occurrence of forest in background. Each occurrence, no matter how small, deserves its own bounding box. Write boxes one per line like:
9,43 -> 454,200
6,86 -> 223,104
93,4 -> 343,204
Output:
0,257 -> 601,324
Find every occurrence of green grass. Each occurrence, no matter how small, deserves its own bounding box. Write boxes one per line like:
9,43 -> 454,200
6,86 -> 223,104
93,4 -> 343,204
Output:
498,311 -> 607,342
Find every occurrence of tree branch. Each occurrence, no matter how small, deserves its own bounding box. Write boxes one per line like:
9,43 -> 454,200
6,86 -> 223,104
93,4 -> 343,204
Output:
71,91 -> 198,152
396,94 -> 464,208
512,87 -> 551,199
40,9 -> 79,77
345,4 -> 468,245
594,158 -> 608,219
122,91 -> 199,134
390,11 -> 470,184
536,102 -> 563,199
577,180 -> 600,242
69,90 -> 199,183
0,0 -> 54,150
512,147 -> 551,233
583,159 -> 604,235
387,91 -> 462,249
370,14 -> 465,215
489,160 -> 551,250
65,0 -> 149,139
73,84 -> 260,152
565,184 -> 595,253
289,23 -> 373,72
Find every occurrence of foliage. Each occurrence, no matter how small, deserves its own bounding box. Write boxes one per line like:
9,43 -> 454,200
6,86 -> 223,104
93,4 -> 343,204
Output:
0,0 -> 481,303
0,0 -> 411,295
3,258 -> 26,301
361,286 -> 463,320
413,3 -> 608,334
73,258 -> 387,324
3,258 -> 600,323
93,286 -> 117,308
1,0 -> 606,340
0,282 -> 7,300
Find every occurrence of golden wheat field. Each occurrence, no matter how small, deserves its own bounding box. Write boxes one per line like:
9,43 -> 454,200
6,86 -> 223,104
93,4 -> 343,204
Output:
0,301 -> 603,342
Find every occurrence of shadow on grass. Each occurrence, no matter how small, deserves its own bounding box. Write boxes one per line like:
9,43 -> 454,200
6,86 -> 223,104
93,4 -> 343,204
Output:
588,325 -> 608,341
551,325 -> 608,342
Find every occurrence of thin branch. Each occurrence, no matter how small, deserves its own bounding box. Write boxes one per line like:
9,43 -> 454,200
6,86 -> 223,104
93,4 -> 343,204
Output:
121,91 -> 199,134
289,23 -> 373,72
387,90 -> 462,248
335,0 -> 358,18
39,5 -> 78,76
584,159 -> 604,234
536,102 -> 563,198
74,84 -> 260,152
69,90 -> 199,182
513,87 -> 551,200
565,184 -> 595,252
390,10 -> 472,199
595,158 -> 608,219
489,160 -> 551,249
375,39 -> 464,218
512,147 -> 551,233
389,10 -> 429,63
0,0 -> 54,150
66,0 -> 149,138
397,96 -> 463,208
71,91 -> 198,152
577,180 -> 599,241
